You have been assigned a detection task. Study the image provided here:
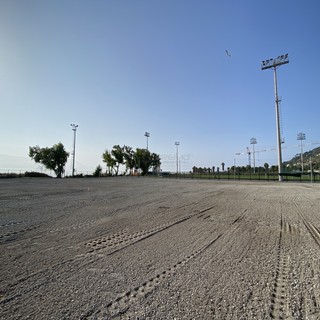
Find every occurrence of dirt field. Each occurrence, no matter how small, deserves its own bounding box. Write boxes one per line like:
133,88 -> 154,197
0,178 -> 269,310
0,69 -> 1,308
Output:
1,177 -> 320,319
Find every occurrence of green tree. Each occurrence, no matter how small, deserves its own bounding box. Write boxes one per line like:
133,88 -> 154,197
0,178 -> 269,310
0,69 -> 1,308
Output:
111,145 -> 124,175
150,152 -> 161,173
123,145 -> 135,175
29,142 -> 69,178
134,148 -> 161,175
102,150 -> 116,175
93,165 -> 102,177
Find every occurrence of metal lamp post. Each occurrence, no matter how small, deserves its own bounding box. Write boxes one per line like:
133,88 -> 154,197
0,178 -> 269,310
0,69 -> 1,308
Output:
70,123 -> 78,177
297,132 -> 306,173
175,142 -> 180,175
144,132 -> 150,151
261,54 -> 289,181
250,137 -> 257,174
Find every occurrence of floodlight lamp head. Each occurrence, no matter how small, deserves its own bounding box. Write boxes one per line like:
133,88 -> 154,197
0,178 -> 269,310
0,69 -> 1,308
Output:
70,123 -> 78,131
297,132 -> 306,140
261,53 -> 289,70
175,141 -> 180,146
250,137 -> 257,144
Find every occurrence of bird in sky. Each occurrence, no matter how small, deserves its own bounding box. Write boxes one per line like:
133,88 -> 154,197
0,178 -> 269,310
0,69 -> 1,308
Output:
225,50 -> 231,57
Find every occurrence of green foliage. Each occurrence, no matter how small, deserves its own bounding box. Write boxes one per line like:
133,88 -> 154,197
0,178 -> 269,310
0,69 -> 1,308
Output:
134,148 -> 150,175
102,145 -> 161,176
0,173 -> 20,179
25,171 -> 51,178
93,165 -> 102,177
123,146 -> 135,174
134,148 -> 161,175
102,150 -> 116,175
111,145 -> 124,175
29,143 -> 69,178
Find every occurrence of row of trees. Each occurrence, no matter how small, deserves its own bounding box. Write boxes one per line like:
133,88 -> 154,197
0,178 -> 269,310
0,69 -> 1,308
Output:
28,143 -> 161,178
102,145 -> 161,176
192,163 -> 274,175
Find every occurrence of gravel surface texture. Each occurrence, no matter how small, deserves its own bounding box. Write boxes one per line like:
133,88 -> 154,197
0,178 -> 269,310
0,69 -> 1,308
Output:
1,177 -> 320,319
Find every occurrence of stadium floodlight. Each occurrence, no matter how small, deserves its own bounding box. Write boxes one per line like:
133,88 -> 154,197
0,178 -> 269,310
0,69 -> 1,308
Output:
250,137 -> 257,174
144,132 -> 150,150
297,132 -> 306,172
70,124 -> 79,177
261,54 -> 289,70
175,142 -> 180,175
261,53 -> 289,181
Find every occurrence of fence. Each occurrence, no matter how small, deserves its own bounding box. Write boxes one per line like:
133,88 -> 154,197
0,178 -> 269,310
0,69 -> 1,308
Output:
162,171 -> 320,183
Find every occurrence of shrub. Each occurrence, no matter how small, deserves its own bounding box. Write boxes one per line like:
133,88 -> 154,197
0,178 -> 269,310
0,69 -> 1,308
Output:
24,171 -> 51,178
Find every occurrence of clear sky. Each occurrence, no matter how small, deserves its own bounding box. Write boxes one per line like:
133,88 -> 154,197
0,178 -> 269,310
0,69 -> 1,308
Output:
1,0 -> 320,174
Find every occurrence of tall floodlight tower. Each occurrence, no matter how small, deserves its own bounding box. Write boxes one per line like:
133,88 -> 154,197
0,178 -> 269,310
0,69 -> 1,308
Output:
175,141 -> 180,175
261,54 -> 289,181
70,123 -> 79,177
144,132 -> 150,151
297,132 -> 306,172
250,137 -> 257,174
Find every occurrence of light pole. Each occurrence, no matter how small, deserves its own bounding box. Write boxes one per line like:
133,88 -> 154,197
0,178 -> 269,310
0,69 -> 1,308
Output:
175,142 -> 180,175
70,123 -> 79,177
144,132 -> 150,151
297,132 -> 306,173
250,137 -> 257,174
262,54 -> 289,181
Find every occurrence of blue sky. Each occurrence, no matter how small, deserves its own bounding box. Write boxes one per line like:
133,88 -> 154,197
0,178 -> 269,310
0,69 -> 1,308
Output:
1,0 -> 320,174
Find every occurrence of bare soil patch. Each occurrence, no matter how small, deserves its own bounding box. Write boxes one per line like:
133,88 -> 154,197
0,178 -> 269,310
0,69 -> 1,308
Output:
1,177 -> 320,319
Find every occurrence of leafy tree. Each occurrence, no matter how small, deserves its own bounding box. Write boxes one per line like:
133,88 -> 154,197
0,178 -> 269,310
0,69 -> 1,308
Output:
271,165 -> 277,173
29,142 -> 69,178
111,145 -> 124,175
102,150 -> 116,175
134,148 -> 150,175
134,148 -> 161,175
123,145 -> 135,175
103,145 -> 161,176
150,152 -> 161,173
93,165 -> 102,177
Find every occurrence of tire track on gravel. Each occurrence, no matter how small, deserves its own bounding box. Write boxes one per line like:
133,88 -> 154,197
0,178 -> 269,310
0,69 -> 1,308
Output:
84,206 -> 216,256
0,206 -> 216,306
81,208 -> 249,319
82,234 -> 223,320
0,253 -> 102,305
288,194 -> 320,319
301,217 -> 320,248
269,214 -> 292,320
292,194 -> 320,248
0,224 -> 40,243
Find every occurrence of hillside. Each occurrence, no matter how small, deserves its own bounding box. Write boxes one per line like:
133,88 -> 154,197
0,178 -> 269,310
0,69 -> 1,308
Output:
283,146 -> 320,170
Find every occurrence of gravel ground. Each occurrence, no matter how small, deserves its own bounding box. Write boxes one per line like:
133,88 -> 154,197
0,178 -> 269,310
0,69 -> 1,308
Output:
1,177 -> 320,320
